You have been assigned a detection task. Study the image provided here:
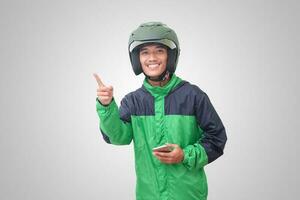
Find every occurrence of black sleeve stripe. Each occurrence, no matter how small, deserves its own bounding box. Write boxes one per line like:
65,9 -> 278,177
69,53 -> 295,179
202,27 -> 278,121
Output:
195,90 -> 227,163
100,128 -> 111,144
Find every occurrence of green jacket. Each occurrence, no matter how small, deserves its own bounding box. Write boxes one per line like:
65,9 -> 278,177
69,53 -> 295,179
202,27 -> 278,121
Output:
96,74 -> 227,200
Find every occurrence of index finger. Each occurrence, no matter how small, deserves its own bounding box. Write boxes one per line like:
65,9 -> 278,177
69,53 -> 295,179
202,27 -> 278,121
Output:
93,73 -> 105,87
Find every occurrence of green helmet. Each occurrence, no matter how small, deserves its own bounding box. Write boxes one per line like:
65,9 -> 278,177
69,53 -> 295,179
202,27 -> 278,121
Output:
128,22 -> 180,77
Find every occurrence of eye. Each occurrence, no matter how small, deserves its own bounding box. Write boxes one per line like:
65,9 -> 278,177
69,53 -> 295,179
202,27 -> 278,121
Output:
140,51 -> 148,55
157,48 -> 165,54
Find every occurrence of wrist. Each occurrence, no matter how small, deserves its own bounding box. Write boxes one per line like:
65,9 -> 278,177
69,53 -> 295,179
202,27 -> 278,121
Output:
97,98 -> 112,106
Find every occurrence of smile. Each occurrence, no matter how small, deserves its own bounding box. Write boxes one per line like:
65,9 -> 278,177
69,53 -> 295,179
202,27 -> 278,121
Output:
147,64 -> 160,69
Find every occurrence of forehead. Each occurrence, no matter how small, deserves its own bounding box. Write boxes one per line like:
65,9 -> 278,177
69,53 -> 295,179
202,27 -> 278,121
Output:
139,43 -> 167,51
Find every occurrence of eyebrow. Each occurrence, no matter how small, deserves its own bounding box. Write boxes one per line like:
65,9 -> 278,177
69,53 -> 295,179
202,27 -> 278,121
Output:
139,44 -> 166,52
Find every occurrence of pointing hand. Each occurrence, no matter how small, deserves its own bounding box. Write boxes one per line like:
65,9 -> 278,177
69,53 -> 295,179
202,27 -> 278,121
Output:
93,73 -> 113,105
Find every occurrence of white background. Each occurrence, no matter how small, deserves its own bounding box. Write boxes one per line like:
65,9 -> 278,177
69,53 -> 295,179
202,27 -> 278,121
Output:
0,0 -> 299,199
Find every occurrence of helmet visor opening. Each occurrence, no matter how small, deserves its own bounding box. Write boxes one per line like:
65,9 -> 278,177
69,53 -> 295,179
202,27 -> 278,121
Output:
129,39 -> 177,52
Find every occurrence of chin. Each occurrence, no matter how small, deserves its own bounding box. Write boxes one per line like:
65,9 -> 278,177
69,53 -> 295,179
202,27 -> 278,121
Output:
145,72 -> 162,77
144,69 -> 164,76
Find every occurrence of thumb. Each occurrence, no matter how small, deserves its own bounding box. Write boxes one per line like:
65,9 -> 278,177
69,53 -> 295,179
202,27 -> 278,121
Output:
107,85 -> 113,91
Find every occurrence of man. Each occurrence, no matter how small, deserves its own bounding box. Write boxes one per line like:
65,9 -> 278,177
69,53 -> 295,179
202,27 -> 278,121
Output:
94,22 -> 227,200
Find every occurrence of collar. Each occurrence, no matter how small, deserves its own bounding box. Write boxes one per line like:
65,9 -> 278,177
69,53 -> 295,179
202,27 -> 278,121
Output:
142,74 -> 182,97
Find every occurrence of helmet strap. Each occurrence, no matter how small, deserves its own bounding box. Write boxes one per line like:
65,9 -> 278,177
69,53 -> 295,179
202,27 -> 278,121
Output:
143,70 -> 170,83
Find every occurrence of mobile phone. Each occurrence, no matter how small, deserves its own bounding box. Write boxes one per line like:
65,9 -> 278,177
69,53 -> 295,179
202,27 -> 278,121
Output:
152,144 -> 173,152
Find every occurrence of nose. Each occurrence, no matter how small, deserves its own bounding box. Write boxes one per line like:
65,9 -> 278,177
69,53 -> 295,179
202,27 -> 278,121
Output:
148,52 -> 157,62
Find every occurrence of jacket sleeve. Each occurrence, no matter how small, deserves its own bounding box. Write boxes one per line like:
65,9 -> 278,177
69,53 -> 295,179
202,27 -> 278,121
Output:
96,97 -> 133,145
182,90 -> 227,170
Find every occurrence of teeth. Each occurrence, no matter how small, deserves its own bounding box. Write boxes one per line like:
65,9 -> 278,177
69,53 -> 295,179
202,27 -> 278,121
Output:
148,64 -> 159,68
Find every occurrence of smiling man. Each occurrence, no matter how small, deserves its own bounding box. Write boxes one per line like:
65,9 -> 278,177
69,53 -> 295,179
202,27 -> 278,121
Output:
94,22 -> 227,200
139,43 -> 170,86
